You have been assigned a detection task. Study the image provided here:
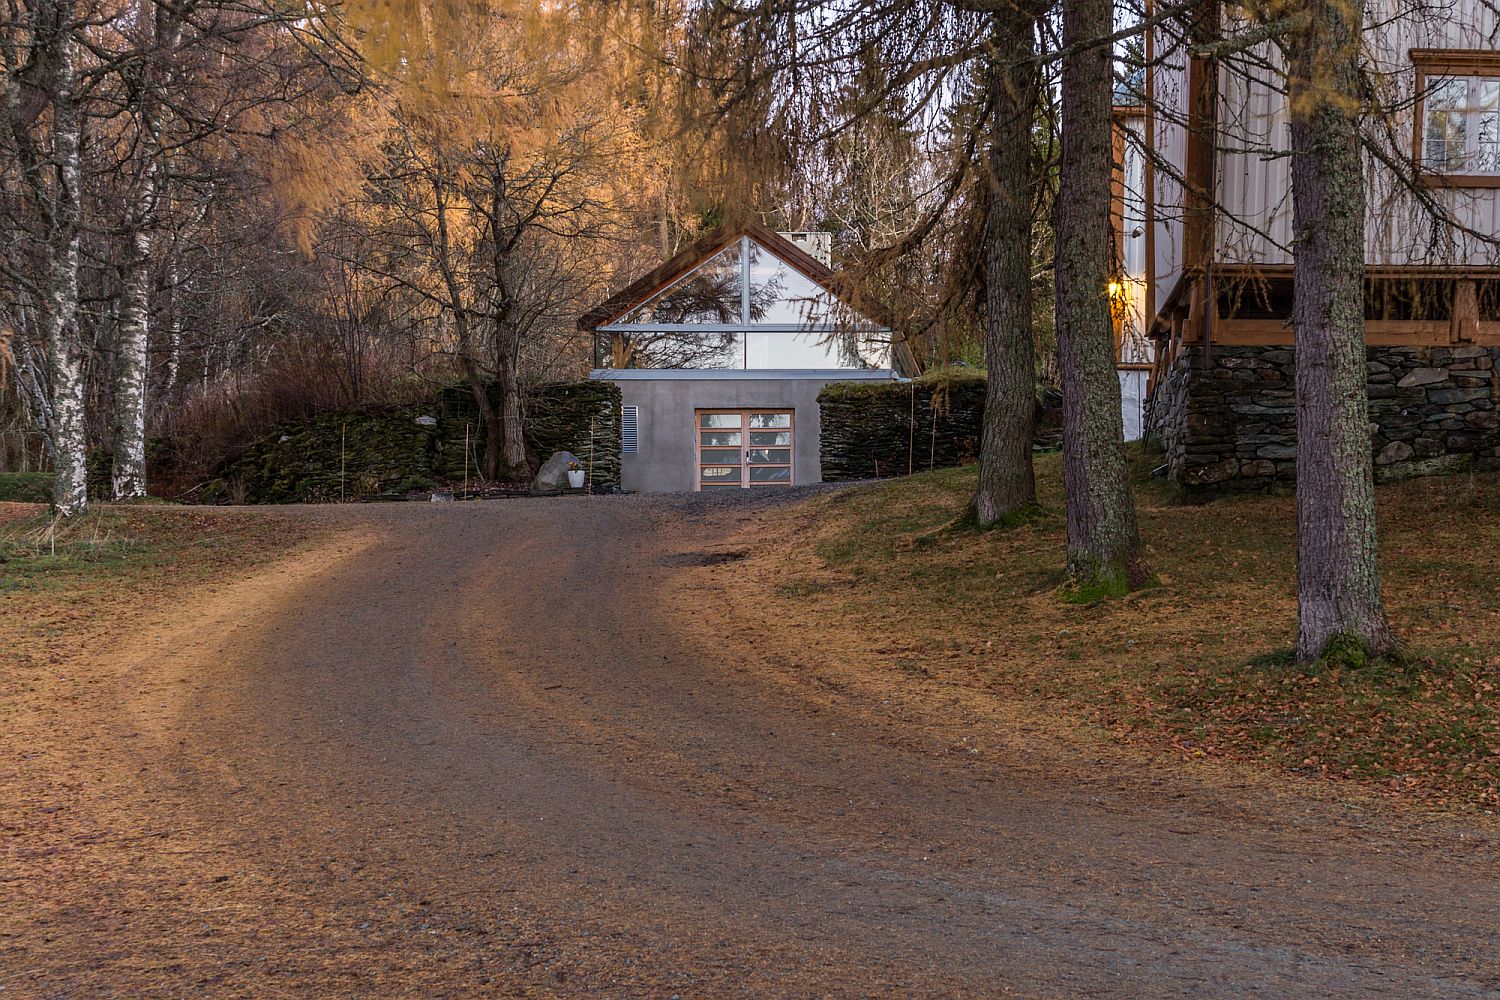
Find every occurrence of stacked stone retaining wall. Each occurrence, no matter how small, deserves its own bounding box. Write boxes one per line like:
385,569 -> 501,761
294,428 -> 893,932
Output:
1148,345 -> 1500,492
210,381 -> 621,503
818,373 -> 987,481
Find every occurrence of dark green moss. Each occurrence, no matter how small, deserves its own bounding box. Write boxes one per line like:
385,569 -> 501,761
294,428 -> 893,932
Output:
1311,633 -> 1413,675
1059,567 -> 1132,604
1059,564 -> 1160,604
0,472 -> 52,504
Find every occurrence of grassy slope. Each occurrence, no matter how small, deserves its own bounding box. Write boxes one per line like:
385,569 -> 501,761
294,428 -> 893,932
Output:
763,449 -> 1500,809
0,472 -> 51,503
1,505 -> 328,676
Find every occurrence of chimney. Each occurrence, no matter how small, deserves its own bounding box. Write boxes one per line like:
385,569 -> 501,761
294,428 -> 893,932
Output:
777,231 -> 833,267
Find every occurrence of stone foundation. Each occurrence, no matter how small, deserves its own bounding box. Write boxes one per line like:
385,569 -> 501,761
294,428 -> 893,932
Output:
1148,345 -> 1500,492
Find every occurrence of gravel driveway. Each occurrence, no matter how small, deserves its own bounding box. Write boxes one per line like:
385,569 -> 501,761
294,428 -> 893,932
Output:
9,493 -> 1500,997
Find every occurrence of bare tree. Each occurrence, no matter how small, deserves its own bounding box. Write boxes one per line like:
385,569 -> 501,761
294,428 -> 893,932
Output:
21,0 -> 90,516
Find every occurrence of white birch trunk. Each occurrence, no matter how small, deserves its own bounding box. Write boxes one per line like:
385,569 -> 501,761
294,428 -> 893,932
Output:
112,224 -> 151,499
111,0 -> 181,500
160,263 -> 182,397
6,301 -> 58,466
45,5 -> 88,517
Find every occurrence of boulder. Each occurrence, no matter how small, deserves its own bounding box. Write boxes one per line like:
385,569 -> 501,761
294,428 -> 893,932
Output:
531,451 -> 579,494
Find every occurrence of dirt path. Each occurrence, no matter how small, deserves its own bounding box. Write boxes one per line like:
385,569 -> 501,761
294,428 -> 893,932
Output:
6,494 -> 1500,998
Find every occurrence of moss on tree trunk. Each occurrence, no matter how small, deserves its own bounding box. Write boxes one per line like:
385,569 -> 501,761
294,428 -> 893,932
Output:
1054,0 -> 1149,593
1286,0 -> 1398,663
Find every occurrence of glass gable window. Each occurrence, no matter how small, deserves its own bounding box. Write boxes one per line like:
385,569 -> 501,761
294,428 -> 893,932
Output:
747,240 -> 842,325
1420,73 -> 1500,176
598,235 -> 893,371
618,244 -> 743,325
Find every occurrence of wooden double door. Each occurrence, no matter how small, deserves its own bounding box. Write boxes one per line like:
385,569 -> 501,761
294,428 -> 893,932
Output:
695,409 -> 794,490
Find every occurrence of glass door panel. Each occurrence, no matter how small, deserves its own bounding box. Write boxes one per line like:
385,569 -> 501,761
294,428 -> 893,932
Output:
695,410 -> 794,489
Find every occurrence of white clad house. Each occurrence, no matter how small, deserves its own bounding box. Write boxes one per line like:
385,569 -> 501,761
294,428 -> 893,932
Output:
1115,0 -> 1500,490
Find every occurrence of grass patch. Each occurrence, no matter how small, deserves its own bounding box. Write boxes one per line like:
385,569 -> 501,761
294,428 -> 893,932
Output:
0,472 -> 52,504
760,447 -> 1500,809
1,506 -> 328,674
0,510 -> 148,583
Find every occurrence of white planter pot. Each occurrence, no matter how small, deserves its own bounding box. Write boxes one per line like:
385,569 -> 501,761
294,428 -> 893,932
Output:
566,469 -> 586,489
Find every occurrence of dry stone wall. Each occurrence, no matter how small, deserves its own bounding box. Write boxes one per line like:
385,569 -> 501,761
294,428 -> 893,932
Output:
209,381 -> 621,503
1148,345 -> 1500,492
818,373 -> 987,480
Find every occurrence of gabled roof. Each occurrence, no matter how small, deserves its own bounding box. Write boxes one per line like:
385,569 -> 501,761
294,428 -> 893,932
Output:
580,221 -> 920,374
579,221 -> 843,331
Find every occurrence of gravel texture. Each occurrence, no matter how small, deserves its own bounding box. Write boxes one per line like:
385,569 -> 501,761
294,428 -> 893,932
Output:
5,494 -> 1499,997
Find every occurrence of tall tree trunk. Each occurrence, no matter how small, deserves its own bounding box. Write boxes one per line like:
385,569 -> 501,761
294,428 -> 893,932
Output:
112,0 -> 182,499
160,263 -> 182,398
971,4 -> 1039,526
1054,0 -> 1148,591
494,338 -> 529,483
44,3 -> 88,517
1287,0 -> 1396,662
112,225 -> 151,499
8,302 -> 58,466
454,310 -> 502,482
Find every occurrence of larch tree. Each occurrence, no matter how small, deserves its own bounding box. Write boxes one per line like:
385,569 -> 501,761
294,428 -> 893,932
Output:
346,4 -> 648,482
687,0 -> 1054,523
970,0 -> 1045,527
1283,0 -> 1397,662
1054,0 -> 1149,592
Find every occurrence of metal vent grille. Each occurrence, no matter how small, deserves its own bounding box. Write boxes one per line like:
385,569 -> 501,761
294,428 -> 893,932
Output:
621,405 -> 639,454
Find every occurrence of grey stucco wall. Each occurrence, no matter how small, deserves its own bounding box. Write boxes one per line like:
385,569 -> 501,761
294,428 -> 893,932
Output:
597,373 -> 895,493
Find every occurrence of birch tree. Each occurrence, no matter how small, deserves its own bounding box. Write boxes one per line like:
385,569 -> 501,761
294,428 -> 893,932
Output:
109,0 -> 185,500
11,0 -> 91,516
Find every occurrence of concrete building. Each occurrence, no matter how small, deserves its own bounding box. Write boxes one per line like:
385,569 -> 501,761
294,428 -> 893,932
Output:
583,223 -> 914,493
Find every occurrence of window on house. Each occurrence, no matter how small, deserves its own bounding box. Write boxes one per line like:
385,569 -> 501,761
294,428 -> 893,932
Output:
619,244 -> 743,325
1413,52 -> 1500,184
598,235 -> 893,371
